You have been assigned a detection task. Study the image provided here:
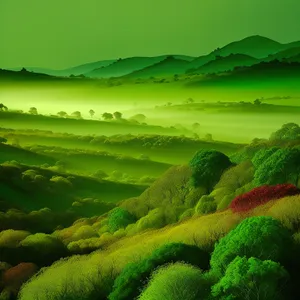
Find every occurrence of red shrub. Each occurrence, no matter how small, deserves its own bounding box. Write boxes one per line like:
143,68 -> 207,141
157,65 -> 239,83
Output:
2,262 -> 38,295
230,184 -> 300,213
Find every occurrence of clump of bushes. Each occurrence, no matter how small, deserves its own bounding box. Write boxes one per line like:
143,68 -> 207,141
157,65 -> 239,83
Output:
108,242 -> 210,300
230,184 -> 300,213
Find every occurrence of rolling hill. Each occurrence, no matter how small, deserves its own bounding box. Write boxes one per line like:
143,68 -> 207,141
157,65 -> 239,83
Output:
186,60 -> 300,87
188,54 -> 258,75
8,60 -> 117,77
84,55 -> 194,79
124,56 -> 189,79
213,35 -> 300,59
263,47 -> 300,63
2,35 -> 300,81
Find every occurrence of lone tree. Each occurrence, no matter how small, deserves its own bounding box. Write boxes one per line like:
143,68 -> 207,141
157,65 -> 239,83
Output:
29,107 -> 38,115
254,99 -> 262,105
192,123 -> 200,131
0,137 -> 7,144
71,111 -> 82,119
57,111 -> 67,118
113,111 -> 122,120
102,112 -> 113,120
0,103 -> 8,111
89,109 -> 95,118
189,149 -> 232,192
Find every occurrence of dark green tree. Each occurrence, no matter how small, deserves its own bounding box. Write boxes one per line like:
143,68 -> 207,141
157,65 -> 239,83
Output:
253,99 -> 262,105
89,109 -> 95,118
0,103 -> 8,111
102,112 -> 114,120
113,111 -> 122,120
189,150 -> 232,192
29,107 -> 38,115
0,137 -> 7,144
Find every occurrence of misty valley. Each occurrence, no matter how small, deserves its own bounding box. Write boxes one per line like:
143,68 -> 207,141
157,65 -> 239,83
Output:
1,34 -> 300,300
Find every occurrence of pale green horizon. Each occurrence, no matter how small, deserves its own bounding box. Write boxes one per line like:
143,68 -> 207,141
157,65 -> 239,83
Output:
0,0 -> 300,69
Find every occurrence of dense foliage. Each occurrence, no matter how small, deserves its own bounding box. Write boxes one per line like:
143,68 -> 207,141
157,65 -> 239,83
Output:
210,216 -> 293,276
138,263 -> 211,300
254,148 -> 300,186
189,150 -> 232,192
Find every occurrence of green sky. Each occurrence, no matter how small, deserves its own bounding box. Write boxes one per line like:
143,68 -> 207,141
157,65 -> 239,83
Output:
0,0 -> 300,69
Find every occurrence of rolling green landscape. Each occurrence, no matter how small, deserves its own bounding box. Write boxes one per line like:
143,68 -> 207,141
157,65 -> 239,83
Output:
1,32 -> 300,300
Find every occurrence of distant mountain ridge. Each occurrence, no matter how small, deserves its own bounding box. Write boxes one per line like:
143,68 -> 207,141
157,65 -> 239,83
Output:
2,35 -> 300,80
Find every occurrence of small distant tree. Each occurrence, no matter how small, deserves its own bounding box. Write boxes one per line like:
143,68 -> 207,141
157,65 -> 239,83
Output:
57,111 -> 67,118
0,137 -> 7,144
270,123 -> 300,141
102,112 -> 114,120
0,103 -> 8,111
29,107 -> 38,115
192,123 -> 200,131
71,111 -> 82,119
113,111 -> 122,120
89,109 -> 95,118
205,133 -> 213,141
254,99 -> 262,105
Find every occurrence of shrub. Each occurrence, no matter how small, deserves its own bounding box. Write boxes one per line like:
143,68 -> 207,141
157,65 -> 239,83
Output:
108,242 -> 210,300
2,262 -> 38,297
0,230 -> 31,248
138,263 -> 210,300
107,208 -> 136,233
230,184 -> 300,213
212,256 -> 289,300
195,195 -> 216,215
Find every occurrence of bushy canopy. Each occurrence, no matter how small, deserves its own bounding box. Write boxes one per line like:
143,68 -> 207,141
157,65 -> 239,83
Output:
210,216 -> 293,276
212,256 -> 289,300
138,263 -> 209,300
189,150 -> 232,192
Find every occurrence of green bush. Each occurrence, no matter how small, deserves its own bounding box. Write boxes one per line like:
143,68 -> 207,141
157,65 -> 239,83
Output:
107,208 -> 136,233
212,256 -> 289,300
195,195 -> 216,215
138,263 -> 210,300
210,216 -> 293,276
108,242 -> 210,300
